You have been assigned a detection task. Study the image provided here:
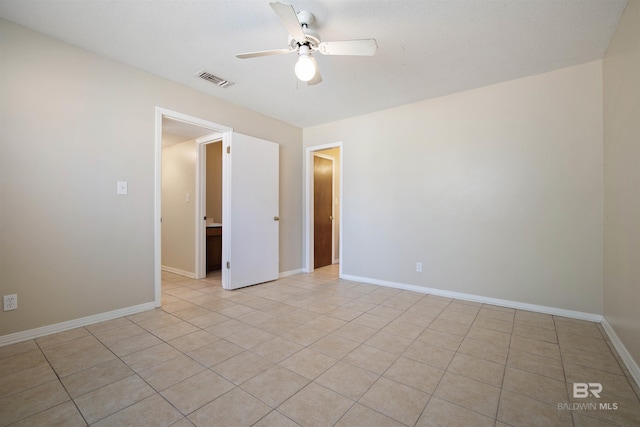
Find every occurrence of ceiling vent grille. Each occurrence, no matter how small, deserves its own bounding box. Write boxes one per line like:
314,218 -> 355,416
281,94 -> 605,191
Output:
196,70 -> 233,88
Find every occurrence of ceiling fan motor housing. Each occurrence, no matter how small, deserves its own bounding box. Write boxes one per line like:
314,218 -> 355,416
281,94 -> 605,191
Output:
288,10 -> 320,49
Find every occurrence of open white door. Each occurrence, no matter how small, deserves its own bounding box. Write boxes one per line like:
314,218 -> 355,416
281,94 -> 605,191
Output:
223,133 -> 279,290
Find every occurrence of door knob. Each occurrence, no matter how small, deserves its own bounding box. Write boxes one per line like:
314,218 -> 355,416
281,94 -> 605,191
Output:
274,216 -> 280,221
329,216 -> 334,221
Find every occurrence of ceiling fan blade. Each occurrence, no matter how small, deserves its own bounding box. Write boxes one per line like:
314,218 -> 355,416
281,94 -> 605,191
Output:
236,48 -> 294,59
318,39 -> 378,56
270,1 -> 307,43
307,56 -> 322,85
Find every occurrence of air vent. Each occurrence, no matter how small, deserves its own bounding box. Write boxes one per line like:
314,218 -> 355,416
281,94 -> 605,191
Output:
196,70 -> 233,88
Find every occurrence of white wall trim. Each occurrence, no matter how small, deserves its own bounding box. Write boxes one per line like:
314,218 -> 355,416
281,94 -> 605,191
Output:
161,265 -> 196,279
279,268 -> 304,278
341,274 -> 603,322
0,302 -> 155,347
601,317 -> 640,388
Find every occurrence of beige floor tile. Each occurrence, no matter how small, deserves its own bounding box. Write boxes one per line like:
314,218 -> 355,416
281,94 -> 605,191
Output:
510,334 -> 561,360
187,339 -> 244,367
473,316 -> 513,334
503,367 -> 568,405
568,393 -> 640,427
282,325 -> 329,346
343,344 -> 398,375
416,396 -> 495,427
498,390 -> 573,427
458,337 -> 509,364
478,307 -> 515,322
122,343 -> 183,372
167,330 -> 220,353
0,349 -> 47,378
92,394 -> 183,427
279,348 -> 337,380
466,325 -> 512,347
0,360 -> 56,399
513,322 -> 558,343
184,311 -> 229,329
352,312 -> 392,329
564,362 -> 638,402
161,370 -> 234,415
572,412 -> 620,427
188,387 -> 271,427
0,380 -> 70,426
92,323 -> 147,345
555,319 -> 603,339
8,401 -> 85,427
335,403 -> 405,427
434,372 -> 501,418
138,354 -> 205,391
417,328 -> 464,351
507,348 -> 565,381
304,315 -> 348,333
360,376 -> 430,425
0,341 -> 39,361
253,411 -> 302,427
382,319 -> 426,339
309,334 -> 361,359
404,339 -> 456,370
384,356 -> 444,394
558,331 -> 612,354
137,313 -> 182,331
61,358 -> 133,398
315,361 -> 379,400
326,306 -> 365,321
212,351 -> 273,385
35,328 -> 91,348
225,326 -> 276,349
205,318 -> 250,338
86,317 -> 135,334
151,321 -> 200,342
364,331 -> 413,355
428,317 -> 472,337
342,300 -> 377,313
252,337 -> 304,363
161,299 -> 197,314
368,305 -> 405,319
514,310 -> 556,330
447,352 -> 505,387
278,382 -> 354,427
561,346 -> 624,375
106,331 -> 164,357
241,365 -> 309,407
42,335 -> 116,377
74,375 -> 155,424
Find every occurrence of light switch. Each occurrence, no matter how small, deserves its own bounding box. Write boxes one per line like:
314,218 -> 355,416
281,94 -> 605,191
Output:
117,181 -> 128,195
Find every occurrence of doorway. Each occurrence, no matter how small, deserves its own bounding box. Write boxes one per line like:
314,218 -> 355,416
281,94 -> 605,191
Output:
305,142 -> 343,274
314,153 -> 334,269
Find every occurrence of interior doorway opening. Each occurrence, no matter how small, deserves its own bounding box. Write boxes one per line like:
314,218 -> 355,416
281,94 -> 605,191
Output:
305,142 -> 343,275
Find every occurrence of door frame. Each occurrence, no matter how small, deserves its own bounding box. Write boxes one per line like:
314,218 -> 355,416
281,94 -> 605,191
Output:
154,107 -> 232,307
304,142 -> 343,274
313,152 -> 336,267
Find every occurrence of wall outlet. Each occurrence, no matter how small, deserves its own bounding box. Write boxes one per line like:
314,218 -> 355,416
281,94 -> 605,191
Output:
416,262 -> 423,272
3,294 -> 17,311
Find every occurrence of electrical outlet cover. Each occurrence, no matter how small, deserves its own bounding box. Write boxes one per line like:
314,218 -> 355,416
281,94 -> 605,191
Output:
4,294 -> 17,311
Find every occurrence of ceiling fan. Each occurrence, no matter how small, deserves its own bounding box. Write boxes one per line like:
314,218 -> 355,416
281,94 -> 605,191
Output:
236,1 -> 378,85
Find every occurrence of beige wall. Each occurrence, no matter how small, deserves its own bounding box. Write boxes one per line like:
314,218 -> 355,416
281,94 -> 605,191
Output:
0,19 -> 302,336
304,61 -> 604,314
603,0 -> 640,372
206,142 -> 223,224
161,139 -> 197,274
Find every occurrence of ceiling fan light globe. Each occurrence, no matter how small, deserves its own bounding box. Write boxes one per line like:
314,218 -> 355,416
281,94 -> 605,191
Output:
295,54 -> 316,81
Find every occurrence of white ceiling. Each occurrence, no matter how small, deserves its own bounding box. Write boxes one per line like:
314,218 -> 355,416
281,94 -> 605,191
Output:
0,0 -> 627,128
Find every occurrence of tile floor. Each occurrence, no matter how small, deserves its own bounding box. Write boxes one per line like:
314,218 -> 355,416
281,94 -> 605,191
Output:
1,265 -> 639,426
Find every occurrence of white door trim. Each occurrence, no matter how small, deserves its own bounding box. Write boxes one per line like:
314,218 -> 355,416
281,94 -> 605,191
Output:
304,142 -> 343,275
154,107 -> 232,307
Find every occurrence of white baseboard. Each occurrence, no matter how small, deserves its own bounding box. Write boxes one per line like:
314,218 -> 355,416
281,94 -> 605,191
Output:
161,265 -> 196,279
0,302 -> 155,347
279,268 -> 303,278
601,317 -> 640,388
340,274 -> 603,323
